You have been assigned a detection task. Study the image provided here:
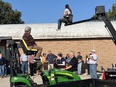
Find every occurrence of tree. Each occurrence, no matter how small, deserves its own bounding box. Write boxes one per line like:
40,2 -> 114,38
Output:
107,4 -> 116,21
0,0 -> 24,24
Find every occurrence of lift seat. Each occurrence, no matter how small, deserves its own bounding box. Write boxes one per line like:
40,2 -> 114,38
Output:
20,39 -> 37,55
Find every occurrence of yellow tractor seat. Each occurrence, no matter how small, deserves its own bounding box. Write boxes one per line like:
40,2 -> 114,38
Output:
20,39 -> 37,55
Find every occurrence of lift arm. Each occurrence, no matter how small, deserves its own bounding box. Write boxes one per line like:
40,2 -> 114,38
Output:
65,17 -> 93,26
99,14 -> 116,45
66,6 -> 116,45
95,6 -> 116,45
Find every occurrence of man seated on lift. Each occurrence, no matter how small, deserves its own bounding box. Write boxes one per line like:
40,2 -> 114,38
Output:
61,51 -> 77,72
23,26 -> 43,59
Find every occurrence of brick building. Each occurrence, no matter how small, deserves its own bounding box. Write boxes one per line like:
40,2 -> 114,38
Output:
0,21 -> 116,70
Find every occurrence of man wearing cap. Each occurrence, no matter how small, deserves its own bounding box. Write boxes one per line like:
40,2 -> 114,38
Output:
23,26 -> 43,59
88,50 -> 98,79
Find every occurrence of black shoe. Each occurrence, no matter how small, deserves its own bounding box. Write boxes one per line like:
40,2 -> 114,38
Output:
56,29 -> 61,31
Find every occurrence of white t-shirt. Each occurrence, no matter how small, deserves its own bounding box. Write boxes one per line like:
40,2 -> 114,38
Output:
88,54 -> 98,64
64,8 -> 71,17
20,54 -> 28,62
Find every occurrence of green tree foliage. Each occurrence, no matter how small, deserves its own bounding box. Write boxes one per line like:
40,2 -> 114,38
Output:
107,4 -> 116,21
0,0 -> 24,24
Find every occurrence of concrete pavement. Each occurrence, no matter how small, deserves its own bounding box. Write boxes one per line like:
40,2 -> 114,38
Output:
0,73 -> 102,87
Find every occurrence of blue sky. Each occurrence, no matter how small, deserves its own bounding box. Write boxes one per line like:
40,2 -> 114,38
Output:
3,0 -> 116,24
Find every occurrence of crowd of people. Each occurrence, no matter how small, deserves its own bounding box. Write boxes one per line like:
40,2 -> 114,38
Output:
0,26 -> 98,79
19,49 -> 98,79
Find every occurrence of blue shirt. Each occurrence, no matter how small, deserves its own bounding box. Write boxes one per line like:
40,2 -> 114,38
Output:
57,58 -> 66,68
46,54 -> 57,64
0,57 -> 5,65
57,58 -> 65,64
66,57 -> 71,65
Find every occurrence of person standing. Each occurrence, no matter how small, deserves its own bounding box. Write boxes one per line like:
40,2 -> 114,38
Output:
28,54 -> 36,76
20,52 -> 28,74
46,50 -> 57,69
57,4 -> 72,30
88,50 -> 98,79
0,53 -> 6,78
56,53 -> 66,68
65,54 -> 71,66
5,40 -> 11,75
42,53 -> 48,70
77,52 -> 82,75
23,26 -> 43,59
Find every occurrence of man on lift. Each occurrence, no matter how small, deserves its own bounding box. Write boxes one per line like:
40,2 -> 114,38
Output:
23,26 -> 43,59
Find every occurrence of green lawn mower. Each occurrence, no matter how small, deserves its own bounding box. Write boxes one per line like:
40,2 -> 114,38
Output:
10,67 -> 81,87
41,68 -> 81,86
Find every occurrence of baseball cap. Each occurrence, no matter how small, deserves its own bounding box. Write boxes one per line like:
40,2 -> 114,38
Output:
91,50 -> 96,52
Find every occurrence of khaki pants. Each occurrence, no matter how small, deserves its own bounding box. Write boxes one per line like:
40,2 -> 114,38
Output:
29,45 -> 43,58
48,64 -> 54,70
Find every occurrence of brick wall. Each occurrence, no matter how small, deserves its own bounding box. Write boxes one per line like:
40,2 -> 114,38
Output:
34,38 -> 116,71
18,38 -> 116,71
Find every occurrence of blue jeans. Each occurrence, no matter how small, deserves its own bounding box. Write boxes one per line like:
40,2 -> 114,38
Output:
22,61 -> 28,74
78,62 -> 82,74
0,65 -> 5,76
89,64 -> 97,79
58,18 -> 67,29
